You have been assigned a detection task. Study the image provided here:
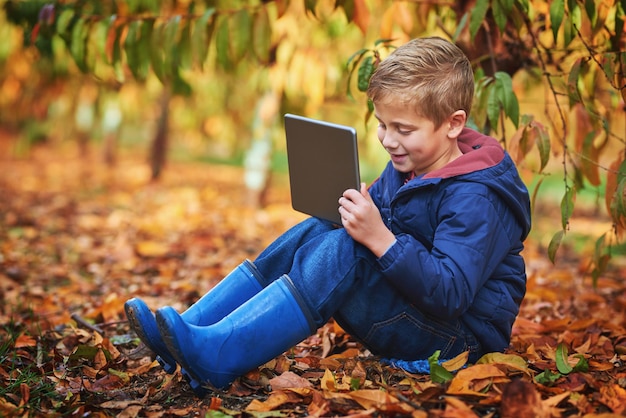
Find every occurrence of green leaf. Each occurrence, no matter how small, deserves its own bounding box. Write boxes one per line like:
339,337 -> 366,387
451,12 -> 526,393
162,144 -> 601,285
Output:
373,38 -> 395,46
452,12 -> 469,43
346,49 -> 369,100
486,81 -> 500,129
150,22 -> 167,82
611,177 -> 626,224
555,343 -> 573,374
567,2 -> 581,46
164,15 -> 181,72
140,20 -> 154,77
572,354 -> 589,372
560,187 -> 575,230
549,0 -> 565,43
469,0 -> 489,40
124,20 -> 152,81
533,121 -> 551,172
492,0 -> 507,32
601,53 -> 616,82
178,20 -> 192,70
338,0 -> 355,20
530,176 -> 544,215
93,19 -> 111,63
215,15 -> 231,70
54,8 -> 74,32
192,8 -> 216,69
304,0 -> 317,16
516,0 -> 530,14
172,71 -> 192,96
548,229 -> 564,264
69,17 -> 88,72
500,0 -> 514,14
252,7 -> 272,63
472,76 -> 491,129
124,20 -> 139,77
230,9 -> 252,64
534,368 -> 561,385
584,0 -> 597,26
495,72 -> 519,128
141,0 -> 160,14
357,55 -> 374,92
428,351 -> 454,384
567,58 -> 583,108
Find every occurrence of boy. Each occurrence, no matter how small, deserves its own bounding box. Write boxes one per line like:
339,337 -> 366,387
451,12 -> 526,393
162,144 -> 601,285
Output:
125,36 -> 531,393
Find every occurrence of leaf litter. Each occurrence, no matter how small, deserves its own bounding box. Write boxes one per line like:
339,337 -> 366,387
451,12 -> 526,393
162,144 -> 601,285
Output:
2,147 -> 626,417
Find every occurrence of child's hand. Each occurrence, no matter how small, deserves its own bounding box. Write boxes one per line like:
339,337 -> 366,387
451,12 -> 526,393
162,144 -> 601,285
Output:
339,183 -> 397,257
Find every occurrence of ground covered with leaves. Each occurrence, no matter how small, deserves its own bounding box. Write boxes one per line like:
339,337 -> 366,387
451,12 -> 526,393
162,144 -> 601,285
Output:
2,145 -> 626,417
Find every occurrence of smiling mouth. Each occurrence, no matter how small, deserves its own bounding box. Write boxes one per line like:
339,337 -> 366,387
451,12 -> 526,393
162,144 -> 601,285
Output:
390,154 -> 407,162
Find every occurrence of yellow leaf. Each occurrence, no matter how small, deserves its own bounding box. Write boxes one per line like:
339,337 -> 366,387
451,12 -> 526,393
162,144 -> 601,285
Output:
135,240 -> 169,257
477,352 -> 530,375
442,350 -> 469,371
321,368 -> 336,391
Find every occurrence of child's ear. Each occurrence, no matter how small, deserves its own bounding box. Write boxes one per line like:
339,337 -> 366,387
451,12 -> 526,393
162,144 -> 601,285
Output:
447,110 -> 467,138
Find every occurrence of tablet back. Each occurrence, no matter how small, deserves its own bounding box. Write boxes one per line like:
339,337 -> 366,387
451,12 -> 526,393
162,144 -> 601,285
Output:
284,114 -> 361,224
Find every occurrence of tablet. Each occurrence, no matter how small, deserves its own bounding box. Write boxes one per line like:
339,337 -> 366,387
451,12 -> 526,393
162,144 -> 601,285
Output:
284,114 -> 361,224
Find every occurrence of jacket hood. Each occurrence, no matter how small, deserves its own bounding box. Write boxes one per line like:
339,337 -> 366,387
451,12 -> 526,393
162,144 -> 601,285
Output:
423,128 -> 531,239
423,128 -> 505,180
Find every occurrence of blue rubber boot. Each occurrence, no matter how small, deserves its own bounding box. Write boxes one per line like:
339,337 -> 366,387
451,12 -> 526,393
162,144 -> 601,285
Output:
124,260 -> 266,393
156,275 -> 317,390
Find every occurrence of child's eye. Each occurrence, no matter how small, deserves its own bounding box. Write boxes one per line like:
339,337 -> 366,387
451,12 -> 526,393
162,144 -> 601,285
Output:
398,128 -> 411,135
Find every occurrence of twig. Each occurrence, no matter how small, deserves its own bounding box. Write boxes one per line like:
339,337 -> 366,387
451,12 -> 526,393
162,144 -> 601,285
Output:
71,313 -> 104,335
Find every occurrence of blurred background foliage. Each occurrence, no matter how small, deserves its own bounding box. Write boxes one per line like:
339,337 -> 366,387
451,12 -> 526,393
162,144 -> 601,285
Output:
1,0 -> 625,278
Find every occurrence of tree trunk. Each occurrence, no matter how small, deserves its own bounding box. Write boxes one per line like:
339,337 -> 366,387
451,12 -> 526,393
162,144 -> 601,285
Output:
150,88 -> 170,181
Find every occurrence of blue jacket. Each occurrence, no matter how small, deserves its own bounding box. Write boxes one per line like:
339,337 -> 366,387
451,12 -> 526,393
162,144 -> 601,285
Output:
369,128 -> 531,354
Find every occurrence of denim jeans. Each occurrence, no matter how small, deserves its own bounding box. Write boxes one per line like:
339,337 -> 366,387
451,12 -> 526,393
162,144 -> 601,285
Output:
253,217 -> 482,362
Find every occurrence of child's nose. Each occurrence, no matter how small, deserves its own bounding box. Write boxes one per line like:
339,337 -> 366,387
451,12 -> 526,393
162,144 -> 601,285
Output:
381,132 -> 398,149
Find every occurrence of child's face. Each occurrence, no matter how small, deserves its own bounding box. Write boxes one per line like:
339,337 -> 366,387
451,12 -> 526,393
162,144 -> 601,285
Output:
374,101 -> 464,176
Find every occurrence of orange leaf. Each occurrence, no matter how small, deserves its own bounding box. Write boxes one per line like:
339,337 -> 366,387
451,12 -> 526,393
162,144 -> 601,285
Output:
500,379 -> 551,417
352,0 -> 370,35
94,348 -> 108,370
598,384 -> 626,414
442,350 -> 469,371
444,396 -> 479,417
20,383 -> 30,406
14,334 -> 37,348
245,390 -> 303,412
447,364 -> 508,396
208,397 -> 222,410
348,389 -> 414,413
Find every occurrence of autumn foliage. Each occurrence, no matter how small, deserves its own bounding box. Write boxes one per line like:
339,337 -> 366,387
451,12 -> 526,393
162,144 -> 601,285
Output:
2,144 -> 626,417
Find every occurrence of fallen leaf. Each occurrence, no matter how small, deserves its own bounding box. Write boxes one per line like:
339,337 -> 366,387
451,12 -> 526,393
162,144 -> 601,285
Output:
500,379 -> 551,418
348,390 -> 414,413
269,371 -> 313,390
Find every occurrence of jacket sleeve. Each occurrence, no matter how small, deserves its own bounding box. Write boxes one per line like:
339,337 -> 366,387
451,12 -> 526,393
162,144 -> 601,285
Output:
376,187 -> 521,320
367,163 -> 397,226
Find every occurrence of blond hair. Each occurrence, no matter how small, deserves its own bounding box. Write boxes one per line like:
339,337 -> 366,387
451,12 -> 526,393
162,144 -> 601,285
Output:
367,37 -> 474,129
